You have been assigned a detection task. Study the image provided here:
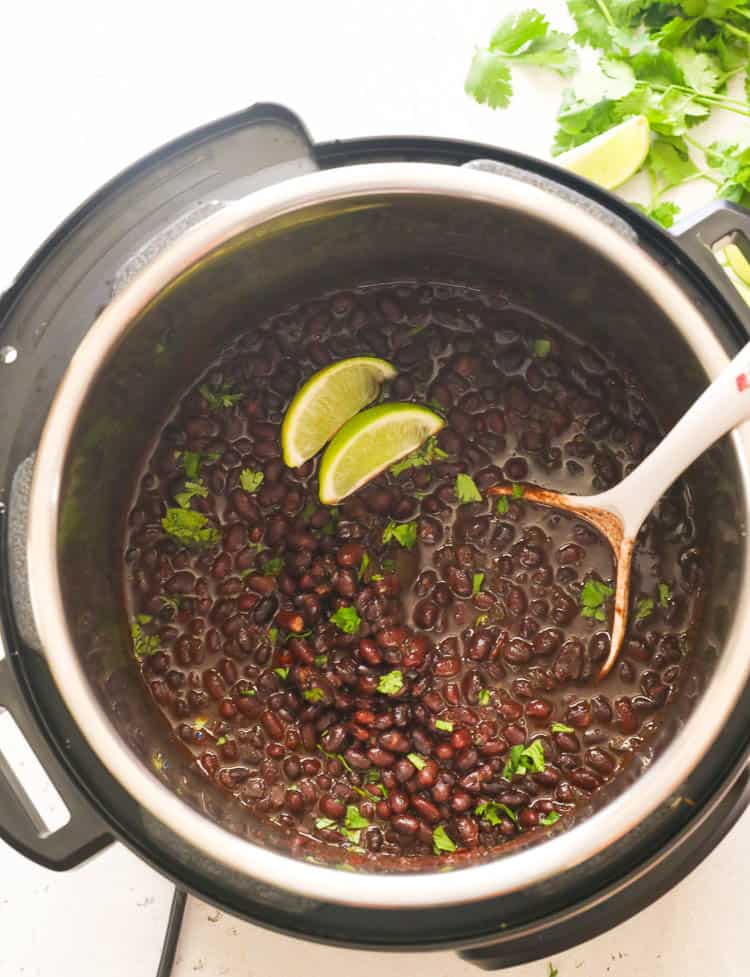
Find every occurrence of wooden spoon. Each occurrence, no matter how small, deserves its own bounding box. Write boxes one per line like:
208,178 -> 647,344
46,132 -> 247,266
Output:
490,342 -> 750,680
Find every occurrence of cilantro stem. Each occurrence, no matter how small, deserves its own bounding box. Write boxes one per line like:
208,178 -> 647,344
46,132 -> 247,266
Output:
592,0 -> 614,28
644,83 -> 750,119
723,22 -> 750,42
682,134 -> 708,154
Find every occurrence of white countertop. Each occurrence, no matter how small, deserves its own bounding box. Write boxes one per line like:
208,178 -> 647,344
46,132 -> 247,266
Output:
2,1 -> 749,974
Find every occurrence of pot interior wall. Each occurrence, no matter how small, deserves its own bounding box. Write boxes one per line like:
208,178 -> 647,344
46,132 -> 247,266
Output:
54,192 -> 745,860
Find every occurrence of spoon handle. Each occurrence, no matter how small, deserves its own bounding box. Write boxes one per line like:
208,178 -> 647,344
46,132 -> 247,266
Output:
606,340 -> 750,534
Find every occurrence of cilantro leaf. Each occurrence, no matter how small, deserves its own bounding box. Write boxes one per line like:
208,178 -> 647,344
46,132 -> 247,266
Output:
330,606 -> 361,634
162,508 -> 219,548
432,825 -> 457,854
261,556 -> 284,577
541,811 -> 562,826
435,719 -> 454,732
472,572 -> 485,596
274,667 -> 289,680
580,578 -> 615,622
511,482 -> 524,499
658,582 -> 672,607
199,382 -> 243,410
344,805 -> 369,830
240,469 -> 264,493
315,817 -> 338,831
382,520 -> 418,549
648,138 -> 699,190
478,689 -> 491,706
465,52 -> 513,109
408,753 -> 427,770
455,473 -> 482,504
635,597 -> 655,621
551,722 -> 575,733
503,740 -> 546,779
389,435 -> 449,476
490,8 -> 548,51
314,653 -> 328,668
358,552 -> 370,580
175,479 -> 208,510
632,200 -> 681,228
303,688 -> 324,703
533,338 -> 551,358
131,618 -> 160,660
496,495 -> 510,515
178,450 -> 203,481
377,670 -> 404,695
475,800 -> 518,825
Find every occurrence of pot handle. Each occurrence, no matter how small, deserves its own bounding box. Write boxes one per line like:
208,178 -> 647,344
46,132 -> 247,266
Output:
0,644 -> 113,869
671,200 -> 750,337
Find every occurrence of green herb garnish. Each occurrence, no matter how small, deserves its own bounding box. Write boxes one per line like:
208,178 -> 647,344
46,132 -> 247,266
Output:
381,559 -> 397,573
216,736 -> 227,747
533,338 -> 551,358
435,719 -> 454,732
274,667 -> 289,680
175,479 -> 208,509
496,495 -> 510,515
511,482 -> 524,499
330,606 -> 361,634
344,805 -> 369,831
239,689 -> 257,697
377,670 -> 404,695
314,654 -> 328,668
240,469 -> 264,493
455,473 -> 482,504
389,436 -> 449,476
268,626 -> 279,643
635,597 -> 655,621
178,450 -> 202,481
199,382 -> 243,410
261,556 -> 284,577
408,753 -> 427,770
382,520 -> 418,550
160,595 -> 181,615
475,800 -> 518,825
358,552 -> 370,580
540,811 -> 561,827
303,688 -> 324,703
478,689 -> 491,706
550,722 -> 574,734
502,740 -> 546,780
315,817 -> 338,831
658,582 -> 672,607
472,572 -> 485,596
131,618 -> 160,660
161,508 -> 219,548
475,613 -> 489,627
432,825 -> 457,854
580,578 -> 614,622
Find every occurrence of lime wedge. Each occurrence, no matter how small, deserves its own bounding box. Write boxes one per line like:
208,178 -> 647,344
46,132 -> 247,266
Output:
282,357 -> 397,468
724,244 -> 750,286
318,404 -> 445,504
718,247 -> 750,306
556,115 -> 650,190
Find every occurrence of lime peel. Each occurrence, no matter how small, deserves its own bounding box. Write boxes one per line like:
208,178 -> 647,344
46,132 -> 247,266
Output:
556,115 -> 650,190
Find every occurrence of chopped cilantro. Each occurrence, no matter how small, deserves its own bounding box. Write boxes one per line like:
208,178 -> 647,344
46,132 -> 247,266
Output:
178,450 -> 202,480
216,736 -> 227,747
496,495 -> 510,515
541,811 -> 561,827
389,436 -> 449,476
261,556 -> 284,577
511,482 -> 524,499
199,382 -> 243,410
658,582 -> 672,607
240,469 -> 264,493
268,626 -> 279,643
159,596 -> 181,615
580,578 -> 614,622
239,689 -> 257,697
635,597 -> 654,621
478,689 -> 491,706
550,722 -> 574,734
408,753 -> 427,770
503,740 -> 546,780
474,613 -> 489,627
455,473 -> 482,504
435,719 -> 454,732
274,667 -> 289,680
533,338 -> 551,358
432,824 -> 457,854
303,688 -> 324,703
131,619 -> 160,660
381,558 -> 397,573
475,800 -> 518,825
472,572 -> 485,596
330,606 -> 361,634
175,479 -> 208,510
162,508 -> 219,548
382,520 -> 418,550
314,653 -> 328,668
377,670 -> 404,695
315,817 -> 338,831
358,552 -> 370,580
344,805 -> 369,831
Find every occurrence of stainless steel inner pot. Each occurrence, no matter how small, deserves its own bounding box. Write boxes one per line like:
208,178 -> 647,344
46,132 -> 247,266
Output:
26,162 -> 750,909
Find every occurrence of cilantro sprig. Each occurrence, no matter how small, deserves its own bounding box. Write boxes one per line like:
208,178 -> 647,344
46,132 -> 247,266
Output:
580,578 -> 615,622
389,436 -> 448,476
131,616 -> 160,660
382,520 -> 418,550
162,508 -> 219,548
502,740 -> 546,780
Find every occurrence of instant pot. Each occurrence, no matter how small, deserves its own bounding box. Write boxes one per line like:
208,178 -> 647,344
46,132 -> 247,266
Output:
2,104 -> 750,973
